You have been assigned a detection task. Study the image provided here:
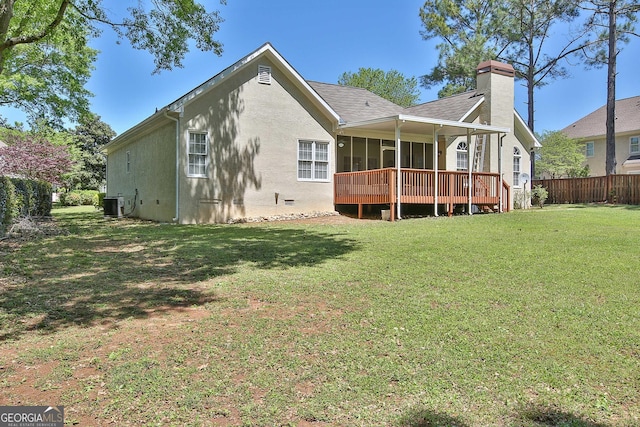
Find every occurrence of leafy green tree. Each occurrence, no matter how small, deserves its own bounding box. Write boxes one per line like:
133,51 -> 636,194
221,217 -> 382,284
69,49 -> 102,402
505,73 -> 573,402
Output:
338,68 -> 421,107
0,0 -> 226,125
67,115 -> 116,190
581,0 -> 640,175
419,0 -> 509,97
501,0 -> 587,131
536,131 -> 588,178
419,0 -> 589,132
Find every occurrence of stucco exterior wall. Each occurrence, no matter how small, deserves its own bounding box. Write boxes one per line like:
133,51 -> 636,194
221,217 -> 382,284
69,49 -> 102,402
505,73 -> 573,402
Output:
582,132 -> 640,176
176,57 -> 335,224
105,121 -> 177,221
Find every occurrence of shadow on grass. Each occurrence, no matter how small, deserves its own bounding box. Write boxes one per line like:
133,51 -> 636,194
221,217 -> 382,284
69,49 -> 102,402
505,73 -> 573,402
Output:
0,209 -> 359,341
519,404 -> 609,427
398,408 -> 469,427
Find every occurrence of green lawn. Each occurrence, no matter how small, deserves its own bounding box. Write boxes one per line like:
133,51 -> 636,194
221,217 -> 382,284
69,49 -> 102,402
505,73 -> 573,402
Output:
1,205 -> 639,426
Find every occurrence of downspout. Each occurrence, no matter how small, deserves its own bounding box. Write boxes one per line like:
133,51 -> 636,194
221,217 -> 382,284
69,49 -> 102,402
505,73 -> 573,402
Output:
499,133 -> 505,213
165,110 -> 181,222
433,127 -> 439,217
467,130 -> 473,215
395,120 -> 403,220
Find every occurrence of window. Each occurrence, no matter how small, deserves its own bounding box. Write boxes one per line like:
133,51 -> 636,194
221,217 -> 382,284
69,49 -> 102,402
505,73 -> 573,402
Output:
126,151 -> 131,173
456,141 -> 468,171
188,132 -> 208,177
585,141 -> 595,157
298,140 -> 329,181
631,136 -> 639,154
513,147 -> 521,186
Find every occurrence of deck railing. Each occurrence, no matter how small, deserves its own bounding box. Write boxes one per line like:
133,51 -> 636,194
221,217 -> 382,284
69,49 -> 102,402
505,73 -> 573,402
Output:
335,169 -> 508,218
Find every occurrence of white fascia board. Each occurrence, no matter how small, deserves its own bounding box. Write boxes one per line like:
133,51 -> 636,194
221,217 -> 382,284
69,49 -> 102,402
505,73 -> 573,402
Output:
338,114 -> 510,135
515,111 -> 542,148
459,96 -> 485,122
399,114 -> 510,134
166,43 -> 274,111
166,43 -> 341,123
264,46 -> 341,123
103,110 -> 172,154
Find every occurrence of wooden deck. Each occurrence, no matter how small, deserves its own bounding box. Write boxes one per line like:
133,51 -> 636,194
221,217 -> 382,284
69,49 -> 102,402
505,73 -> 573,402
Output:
334,169 -> 510,220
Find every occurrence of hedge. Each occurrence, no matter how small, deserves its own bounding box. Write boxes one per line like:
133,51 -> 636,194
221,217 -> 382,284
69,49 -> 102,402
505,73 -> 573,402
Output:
0,176 -> 52,234
59,190 -> 100,207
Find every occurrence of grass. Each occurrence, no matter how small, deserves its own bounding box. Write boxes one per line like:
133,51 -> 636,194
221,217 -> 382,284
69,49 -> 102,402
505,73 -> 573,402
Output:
0,205 -> 639,426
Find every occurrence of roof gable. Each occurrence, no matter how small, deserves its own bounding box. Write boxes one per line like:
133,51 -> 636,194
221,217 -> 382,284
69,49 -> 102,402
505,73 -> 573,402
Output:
562,95 -> 640,139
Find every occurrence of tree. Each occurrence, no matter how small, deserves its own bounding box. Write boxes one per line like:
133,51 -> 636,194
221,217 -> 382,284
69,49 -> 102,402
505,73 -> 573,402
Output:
0,134 -> 73,185
581,0 -> 640,175
338,68 -> 421,107
536,130 -> 589,178
67,115 -> 116,190
501,0 -> 588,131
419,0 -> 590,132
0,0 -> 226,125
419,0 -> 508,97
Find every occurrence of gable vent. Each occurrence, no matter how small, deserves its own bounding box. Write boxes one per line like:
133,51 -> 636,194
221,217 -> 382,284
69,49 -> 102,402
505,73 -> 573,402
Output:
258,65 -> 271,85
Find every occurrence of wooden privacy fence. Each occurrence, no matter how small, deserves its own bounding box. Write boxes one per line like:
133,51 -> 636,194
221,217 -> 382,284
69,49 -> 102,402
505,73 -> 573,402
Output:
533,175 -> 640,205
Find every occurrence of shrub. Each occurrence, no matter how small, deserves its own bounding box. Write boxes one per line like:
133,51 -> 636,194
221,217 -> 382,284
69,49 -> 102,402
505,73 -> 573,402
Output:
59,190 -> 99,207
531,185 -> 548,208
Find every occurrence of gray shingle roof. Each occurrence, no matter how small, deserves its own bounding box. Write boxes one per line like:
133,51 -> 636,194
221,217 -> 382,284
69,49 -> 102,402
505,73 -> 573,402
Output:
404,90 -> 484,121
308,81 -> 404,123
562,95 -> 640,139
308,82 -> 489,124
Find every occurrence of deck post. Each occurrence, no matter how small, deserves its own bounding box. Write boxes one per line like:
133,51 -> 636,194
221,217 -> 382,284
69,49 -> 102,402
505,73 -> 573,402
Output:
395,120 -> 403,220
433,128 -> 439,217
467,130 -> 473,215
499,134 -> 504,213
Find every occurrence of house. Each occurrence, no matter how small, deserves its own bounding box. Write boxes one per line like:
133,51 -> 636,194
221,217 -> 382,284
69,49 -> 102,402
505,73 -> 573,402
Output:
103,43 -> 539,223
562,96 -> 640,176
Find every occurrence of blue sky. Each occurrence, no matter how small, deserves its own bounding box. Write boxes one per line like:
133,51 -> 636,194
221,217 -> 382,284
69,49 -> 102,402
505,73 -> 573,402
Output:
5,1 -> 640,135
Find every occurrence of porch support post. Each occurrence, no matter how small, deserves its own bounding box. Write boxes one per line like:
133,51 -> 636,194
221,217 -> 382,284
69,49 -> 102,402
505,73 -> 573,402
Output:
499,133 -> 505,213
433,128 -> 439,217
467,130 -> 473,215
395,120 -> 402,220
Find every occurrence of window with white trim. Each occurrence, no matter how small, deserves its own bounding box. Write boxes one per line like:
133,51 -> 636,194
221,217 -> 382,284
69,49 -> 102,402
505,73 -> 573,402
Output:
513,147 -> 521,186
585,141 -> 595,157
630,136 -> 639,154
456,141 -> 468,171
298,140 -> 329,181
188,132 -> 208,177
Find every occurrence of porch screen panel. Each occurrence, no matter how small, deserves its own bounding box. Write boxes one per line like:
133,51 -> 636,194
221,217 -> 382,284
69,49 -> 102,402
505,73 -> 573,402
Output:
337,135 -> 351,172
367,138 -> 380,170
352,137 -> 366,171
402,141 -> 411,168
412,142 -> 425,169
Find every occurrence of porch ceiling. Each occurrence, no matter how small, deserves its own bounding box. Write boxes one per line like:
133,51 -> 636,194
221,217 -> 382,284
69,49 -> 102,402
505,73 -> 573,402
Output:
337,114 -> 510,137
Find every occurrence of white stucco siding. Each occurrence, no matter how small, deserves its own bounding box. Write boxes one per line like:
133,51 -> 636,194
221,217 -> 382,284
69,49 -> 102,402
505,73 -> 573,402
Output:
177,57 -> 335,224
105,122 -> 177,221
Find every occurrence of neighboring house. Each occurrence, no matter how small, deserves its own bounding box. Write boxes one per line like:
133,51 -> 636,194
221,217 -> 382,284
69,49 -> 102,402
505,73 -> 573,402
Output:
104,43 -> 539,224
562,96 -> 640,176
